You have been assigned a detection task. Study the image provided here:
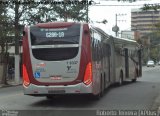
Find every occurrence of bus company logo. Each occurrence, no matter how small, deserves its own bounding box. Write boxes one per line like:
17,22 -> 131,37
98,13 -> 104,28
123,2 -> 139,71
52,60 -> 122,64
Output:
67,66 -> 71,71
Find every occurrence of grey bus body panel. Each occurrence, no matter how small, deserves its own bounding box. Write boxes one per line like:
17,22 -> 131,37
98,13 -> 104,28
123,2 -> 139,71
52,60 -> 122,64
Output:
30,51 -> 81,83
27,24 -> 83,83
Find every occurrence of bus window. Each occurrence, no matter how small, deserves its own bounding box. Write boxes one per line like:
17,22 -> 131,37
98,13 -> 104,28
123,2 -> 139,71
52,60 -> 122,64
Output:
32,47 -> 79,61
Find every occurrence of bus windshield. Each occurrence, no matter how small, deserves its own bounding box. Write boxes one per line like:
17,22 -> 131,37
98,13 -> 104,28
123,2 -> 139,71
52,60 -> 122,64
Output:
30,24 -> 80,45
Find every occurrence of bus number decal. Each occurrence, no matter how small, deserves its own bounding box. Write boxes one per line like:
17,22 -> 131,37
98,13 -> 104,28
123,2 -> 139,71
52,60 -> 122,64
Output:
66,61 -> 78,73
67,61 -> 78,65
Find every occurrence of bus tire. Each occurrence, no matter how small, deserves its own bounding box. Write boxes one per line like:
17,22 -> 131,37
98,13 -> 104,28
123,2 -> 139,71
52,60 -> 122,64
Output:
93,77 -> 103,100
92,91 -> 101,100
132,78 -> 137,82
100,75 -> 105,97
119,71 -> 123,86
93,93 -> 101,100
46,95 -> 53,99
132,69 -> 137,82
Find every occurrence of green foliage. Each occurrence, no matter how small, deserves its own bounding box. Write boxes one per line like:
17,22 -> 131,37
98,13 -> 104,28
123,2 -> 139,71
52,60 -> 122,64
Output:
143,28 -> 160,62
150,47 -> 159,62
6,0 -> 88,25
141,4 -> 160,11
50,3 -> 87,22
18,4 -> 57,25
0,4 -> 12,53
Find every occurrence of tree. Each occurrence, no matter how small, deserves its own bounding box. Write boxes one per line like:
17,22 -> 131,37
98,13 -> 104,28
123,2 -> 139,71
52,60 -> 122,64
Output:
141,4 -> 160,11
140,27 -> 160,63
50,1 -> 88,22
0,4 -> 11,84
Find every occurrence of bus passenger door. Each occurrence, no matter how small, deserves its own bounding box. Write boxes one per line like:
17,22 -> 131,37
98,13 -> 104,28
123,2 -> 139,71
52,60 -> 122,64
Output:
124,48 -> 129,78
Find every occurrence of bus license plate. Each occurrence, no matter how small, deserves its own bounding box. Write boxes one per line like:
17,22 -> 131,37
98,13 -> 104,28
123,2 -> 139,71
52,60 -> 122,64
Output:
48,90 -> 65,94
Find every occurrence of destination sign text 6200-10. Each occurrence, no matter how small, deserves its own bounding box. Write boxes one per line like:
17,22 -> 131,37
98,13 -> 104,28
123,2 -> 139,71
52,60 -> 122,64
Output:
46,32 -> 64,38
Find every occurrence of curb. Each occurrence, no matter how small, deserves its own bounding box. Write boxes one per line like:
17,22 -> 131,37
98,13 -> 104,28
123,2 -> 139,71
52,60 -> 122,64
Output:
0,84 -> 22,88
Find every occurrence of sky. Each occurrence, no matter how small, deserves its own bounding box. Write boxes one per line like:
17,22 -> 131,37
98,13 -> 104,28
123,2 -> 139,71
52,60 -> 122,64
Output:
89,0 -> 160,36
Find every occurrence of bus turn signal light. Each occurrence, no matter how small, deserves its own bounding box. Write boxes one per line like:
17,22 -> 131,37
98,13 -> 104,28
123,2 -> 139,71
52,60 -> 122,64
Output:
83,62 -> 92,85
23,64 -> 30,87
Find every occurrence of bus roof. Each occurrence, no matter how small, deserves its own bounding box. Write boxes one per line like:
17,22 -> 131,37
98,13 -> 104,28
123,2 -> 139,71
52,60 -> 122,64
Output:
35,22 -> 81,28
112,36 -> 137,44
89,25 -> 139,45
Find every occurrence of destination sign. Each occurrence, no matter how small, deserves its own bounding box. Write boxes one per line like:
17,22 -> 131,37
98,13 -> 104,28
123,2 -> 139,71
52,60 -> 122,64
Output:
46,32 -> 64,38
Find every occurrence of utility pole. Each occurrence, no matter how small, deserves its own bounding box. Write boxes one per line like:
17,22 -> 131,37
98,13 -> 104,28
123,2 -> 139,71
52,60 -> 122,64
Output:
147,37 -> 150,61
86,1 -> 89,23
14,0 -> 20,84
86,0 -> 90,23
112,13 -> 126,37
115,14 -> 119,37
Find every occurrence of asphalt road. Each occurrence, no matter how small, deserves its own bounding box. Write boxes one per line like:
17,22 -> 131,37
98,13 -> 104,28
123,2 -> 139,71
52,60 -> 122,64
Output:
0,66 -> 160,116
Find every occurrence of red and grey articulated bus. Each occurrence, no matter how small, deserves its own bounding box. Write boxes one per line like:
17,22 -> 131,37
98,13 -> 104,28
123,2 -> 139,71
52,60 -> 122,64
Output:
22,22 -> 142,99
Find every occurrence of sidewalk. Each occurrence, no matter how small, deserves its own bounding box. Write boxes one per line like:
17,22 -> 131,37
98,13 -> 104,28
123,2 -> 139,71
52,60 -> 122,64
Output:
0,79 -> 22,88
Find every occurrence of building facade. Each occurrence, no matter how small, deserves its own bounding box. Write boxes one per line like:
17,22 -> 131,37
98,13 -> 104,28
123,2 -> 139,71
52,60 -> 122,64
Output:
131,8 -> 160,36
121,30 -> 134,40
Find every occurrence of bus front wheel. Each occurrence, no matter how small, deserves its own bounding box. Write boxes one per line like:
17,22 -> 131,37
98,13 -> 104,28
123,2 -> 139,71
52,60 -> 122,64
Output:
132,69 -> 137,82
